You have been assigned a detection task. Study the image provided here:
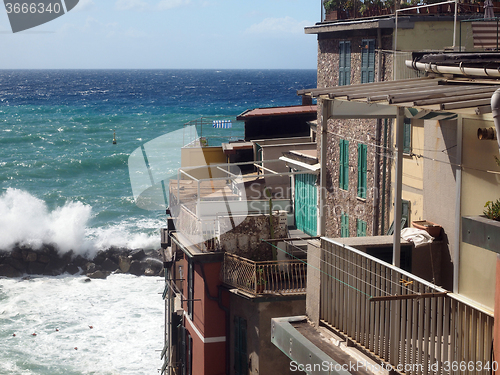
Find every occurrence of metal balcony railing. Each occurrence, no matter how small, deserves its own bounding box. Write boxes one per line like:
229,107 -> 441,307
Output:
320,238 -> 494,375
221,253 -> 307,295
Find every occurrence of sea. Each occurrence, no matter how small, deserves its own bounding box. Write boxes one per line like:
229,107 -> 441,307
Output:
0,69 -> 317,375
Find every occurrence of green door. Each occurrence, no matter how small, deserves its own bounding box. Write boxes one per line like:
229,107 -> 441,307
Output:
294,173 -> 317,236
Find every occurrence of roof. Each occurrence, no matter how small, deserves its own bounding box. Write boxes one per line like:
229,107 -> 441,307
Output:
299,77 -> 500,117
236,105 -> 317,120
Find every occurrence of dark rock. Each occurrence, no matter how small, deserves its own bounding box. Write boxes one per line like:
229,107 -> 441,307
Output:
72,255 -> 87,268
130,249 -> 146,261
27,261 -> 46,275
38,254 -> 51,264
118,256 -> 131,273
64,264 -> 80,275
10,249 -> 23,260
92,251 -> 106,265
144,268 -> 156,276
144,258 -> 163,273
129,260 -> 145,276
87,270 -> 110,279
4,257 -> 27,273
0,264 -> 22,277
84,278 -> 91,282
23,251 -> 37,263
84,262 -> 96,273
101,258 -> 119,272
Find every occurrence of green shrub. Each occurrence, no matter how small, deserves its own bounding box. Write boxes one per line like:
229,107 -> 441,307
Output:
484,199 -> 500,221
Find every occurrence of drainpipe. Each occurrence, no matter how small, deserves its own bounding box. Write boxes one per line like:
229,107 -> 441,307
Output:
393,107 -> 405,268
319,100 -> 330,237
453,116 -> 463,294
406,60 -> 500,78
491,88 -> 500,153
372,28 -> 383,236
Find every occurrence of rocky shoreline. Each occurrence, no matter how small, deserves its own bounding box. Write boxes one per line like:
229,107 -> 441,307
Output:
0,244 -> 165,279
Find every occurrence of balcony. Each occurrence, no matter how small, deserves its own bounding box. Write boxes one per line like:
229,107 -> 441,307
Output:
221,253 -> 307,295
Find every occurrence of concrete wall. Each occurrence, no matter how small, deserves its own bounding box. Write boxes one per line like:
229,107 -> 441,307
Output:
396,20 -> 475,52
229,293 -> 306,375
305,240 -> 321,326
459,116 -> 500,311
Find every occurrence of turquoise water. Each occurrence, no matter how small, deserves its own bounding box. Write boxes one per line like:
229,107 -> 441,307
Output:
0,69 -> 317,256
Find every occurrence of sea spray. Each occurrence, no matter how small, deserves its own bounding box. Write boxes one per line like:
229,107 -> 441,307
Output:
0,188 -> 92,255
0,189 -> 161,258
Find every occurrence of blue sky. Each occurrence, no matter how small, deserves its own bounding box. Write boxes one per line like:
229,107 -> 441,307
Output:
0,0 -> 320,69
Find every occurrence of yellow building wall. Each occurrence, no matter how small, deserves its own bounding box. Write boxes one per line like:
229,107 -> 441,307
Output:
390,119 -> 424,225
397,21 -> 474,52
180,146 -> 227,180
459,116 -> 500,311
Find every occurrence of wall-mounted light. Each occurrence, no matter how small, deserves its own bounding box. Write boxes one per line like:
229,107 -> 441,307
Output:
477,127 -> 497,140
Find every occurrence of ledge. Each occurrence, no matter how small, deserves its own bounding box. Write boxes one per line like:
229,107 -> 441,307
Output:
462,216 -> 500,254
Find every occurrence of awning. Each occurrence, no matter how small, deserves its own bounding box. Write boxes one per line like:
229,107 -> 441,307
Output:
299,77 -> 500,118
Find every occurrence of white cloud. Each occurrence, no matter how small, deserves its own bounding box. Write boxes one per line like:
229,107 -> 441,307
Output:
73,0 -> 95,11
245,16 -> 310,36
115,0 -> 149,11
157,0 -> 191,10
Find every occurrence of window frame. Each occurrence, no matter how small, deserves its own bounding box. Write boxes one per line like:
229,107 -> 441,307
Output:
339,40 -> 351,86
357,143 -> 367,199
361,39 -> 375,84
339,139 -> 349,191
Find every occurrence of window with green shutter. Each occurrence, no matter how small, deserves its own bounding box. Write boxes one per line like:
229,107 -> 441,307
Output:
341,213 -> 349,237
361,39 -> 375,84
357,143 -> 367,199
339,139 -> 349,190
403,118 -> 411,154
357,219 -> 367,237
234,316 -> 248,375
339,41 -> 351,86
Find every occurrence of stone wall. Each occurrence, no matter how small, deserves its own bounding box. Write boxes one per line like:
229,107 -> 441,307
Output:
316,30 -> 394,237
219,213 -> 287,261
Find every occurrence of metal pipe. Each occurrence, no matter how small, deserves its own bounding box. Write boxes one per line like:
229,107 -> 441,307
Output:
406,60 -> 500,77
319,101 -> 330,236
393,107 -> 405,268
453,115 -> 463,294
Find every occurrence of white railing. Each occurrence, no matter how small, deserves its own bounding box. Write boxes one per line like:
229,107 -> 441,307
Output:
320,238 -> 494,375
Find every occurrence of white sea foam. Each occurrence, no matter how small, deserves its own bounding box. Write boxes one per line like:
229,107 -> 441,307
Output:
0,188 -> 160,257
0,274 -> 164,375
0,188 -> 91,254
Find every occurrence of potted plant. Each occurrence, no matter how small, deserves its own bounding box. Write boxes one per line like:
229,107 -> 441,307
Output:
255,267 -> 267,293
324,0 -> 347,20
484,199 -> 500,221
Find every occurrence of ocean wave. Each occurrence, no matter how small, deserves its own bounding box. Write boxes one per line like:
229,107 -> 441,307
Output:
0,189 -> 160,258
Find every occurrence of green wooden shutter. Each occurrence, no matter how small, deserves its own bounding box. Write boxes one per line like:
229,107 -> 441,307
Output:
357,143 -> 367,199
403,118 -> 411,154
357,219 -> 367,237
341,213 -> 349,237
361,39 -> 375,84
294,173 -> 317,236
339,139 -> 349,190
339,41 -> 351,86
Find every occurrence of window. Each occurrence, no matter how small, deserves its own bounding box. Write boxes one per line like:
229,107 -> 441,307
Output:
361,39 -> 375,84
339,139 -> 349,190
234,316 -> 248,375
403,118 -> 412,154
341,213 -> 349,237
357,219 -> 367,237
357,143 -> 367,199
339,41 -> 351,86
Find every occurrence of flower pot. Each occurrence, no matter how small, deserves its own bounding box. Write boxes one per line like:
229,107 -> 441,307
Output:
412,220 -> 442,238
